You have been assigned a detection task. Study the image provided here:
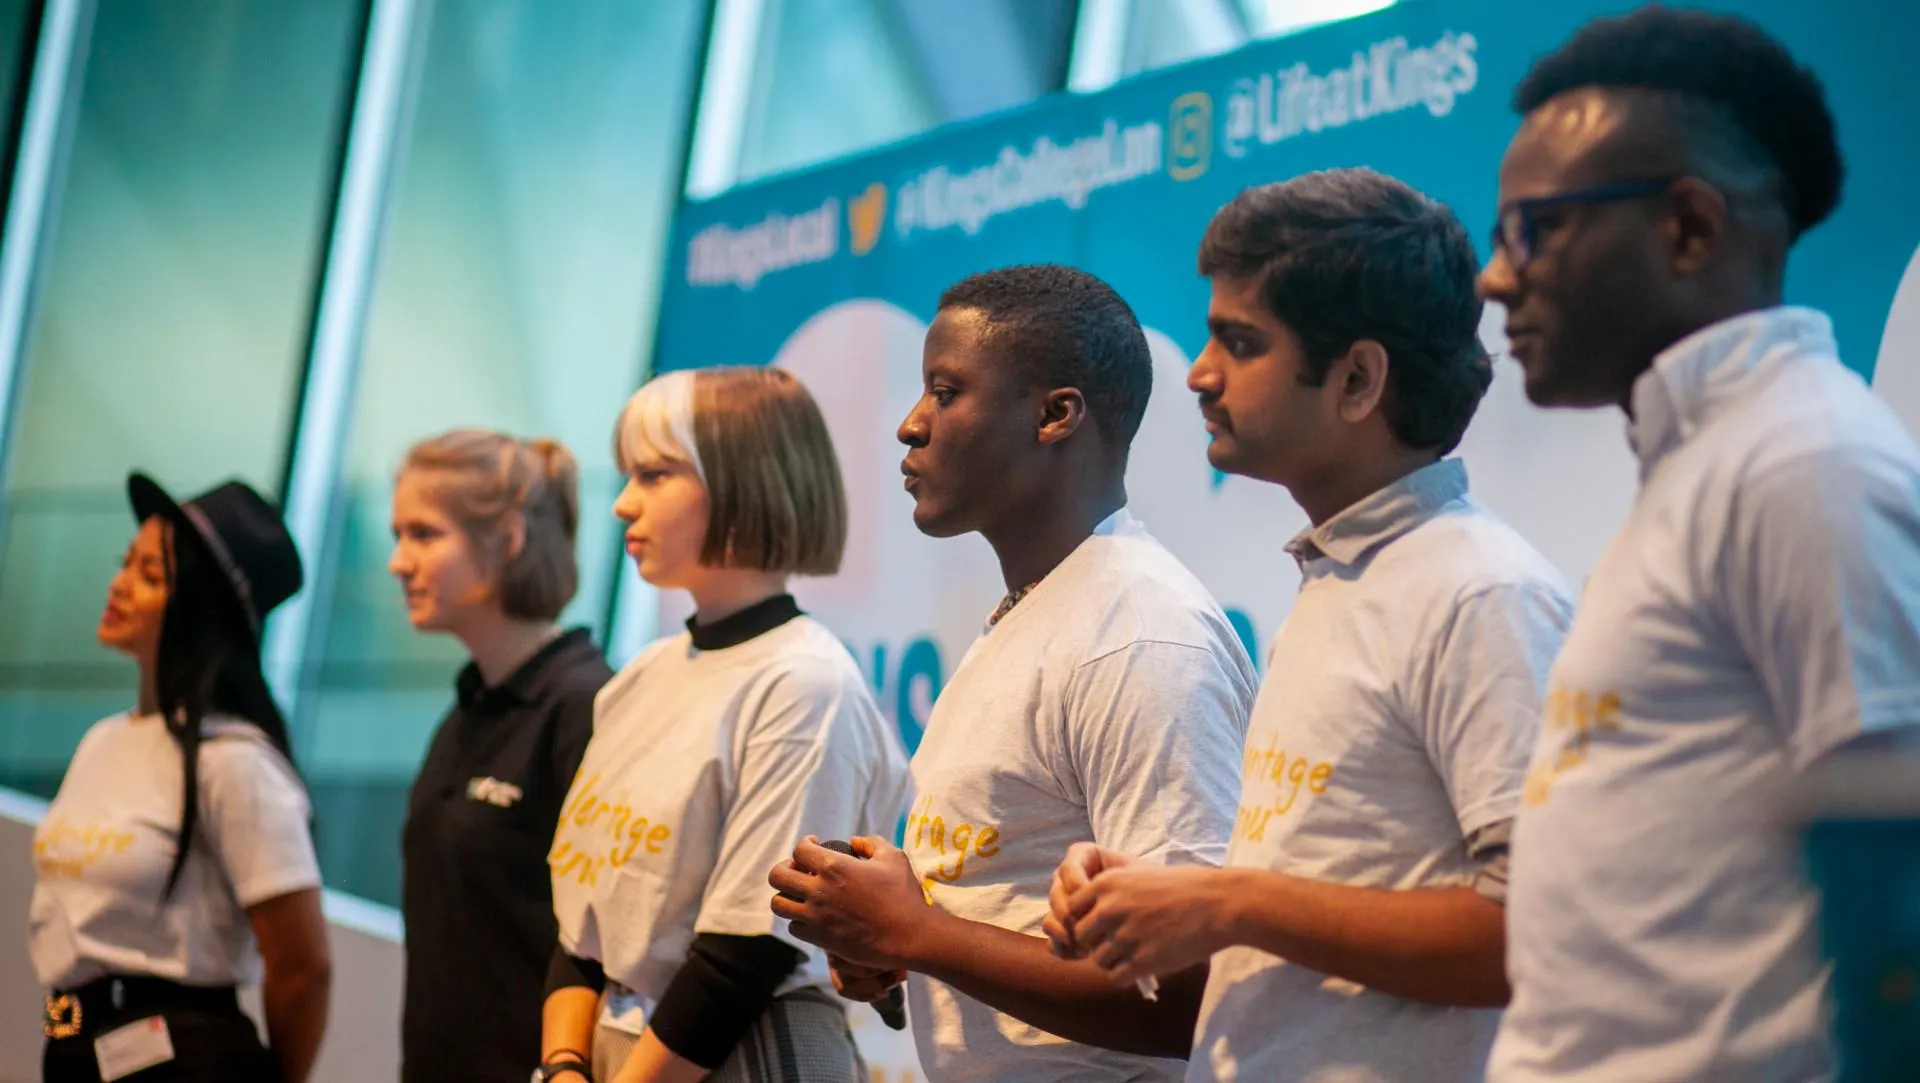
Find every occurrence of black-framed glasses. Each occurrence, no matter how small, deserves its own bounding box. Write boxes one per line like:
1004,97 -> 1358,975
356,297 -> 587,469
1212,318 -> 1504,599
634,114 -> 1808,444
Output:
1491,177 -> 1679,269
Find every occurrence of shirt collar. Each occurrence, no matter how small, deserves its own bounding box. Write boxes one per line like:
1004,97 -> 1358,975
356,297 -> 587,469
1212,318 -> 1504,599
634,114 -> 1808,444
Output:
456,627 -> 593,708
1284,458 -> 1469,569
686,593 -> 802,651
1626,306 -> 1837,475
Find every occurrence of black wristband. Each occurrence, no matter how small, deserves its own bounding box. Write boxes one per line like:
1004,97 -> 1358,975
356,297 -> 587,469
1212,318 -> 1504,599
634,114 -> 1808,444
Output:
536,1063 -> 591,1082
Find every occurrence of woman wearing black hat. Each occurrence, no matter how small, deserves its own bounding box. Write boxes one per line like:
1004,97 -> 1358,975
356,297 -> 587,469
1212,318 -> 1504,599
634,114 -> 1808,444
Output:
28,473 -> 332,1083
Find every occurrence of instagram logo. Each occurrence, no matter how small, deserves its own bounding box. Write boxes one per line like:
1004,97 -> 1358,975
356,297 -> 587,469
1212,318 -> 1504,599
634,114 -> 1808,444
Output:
1168,92 -> 1212,182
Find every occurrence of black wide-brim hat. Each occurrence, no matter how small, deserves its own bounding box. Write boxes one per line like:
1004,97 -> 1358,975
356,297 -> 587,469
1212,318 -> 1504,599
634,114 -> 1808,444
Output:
127,472 -> 304,643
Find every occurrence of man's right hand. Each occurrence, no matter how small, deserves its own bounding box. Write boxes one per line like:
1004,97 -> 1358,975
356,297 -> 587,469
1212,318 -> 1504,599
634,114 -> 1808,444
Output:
829,954 -> 906,1003
1045,842 -> 1133,959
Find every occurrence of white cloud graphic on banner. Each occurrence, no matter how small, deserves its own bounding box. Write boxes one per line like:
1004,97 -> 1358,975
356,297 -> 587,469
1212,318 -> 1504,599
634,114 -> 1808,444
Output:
751,303 -> 1308,694
1129,327 -> 1310,638
1139,308 -> 1638,620
1870,243 -> 1920,433
714,300 -> 1640,713
768,299 -> 1005,703
1456,304 -> 1638,588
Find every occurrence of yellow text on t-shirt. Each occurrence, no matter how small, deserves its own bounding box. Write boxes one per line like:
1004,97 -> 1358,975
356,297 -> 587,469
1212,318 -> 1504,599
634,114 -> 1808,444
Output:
1522,688 -> 1622,806
904,794 -> 1001,892
32,816 -> 136,880
1233,734 -> 1335,843
549,774 -> 675,887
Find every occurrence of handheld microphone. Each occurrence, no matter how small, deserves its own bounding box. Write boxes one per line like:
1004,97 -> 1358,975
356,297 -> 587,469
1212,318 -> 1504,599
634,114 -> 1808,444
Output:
817,839 -> 909,1031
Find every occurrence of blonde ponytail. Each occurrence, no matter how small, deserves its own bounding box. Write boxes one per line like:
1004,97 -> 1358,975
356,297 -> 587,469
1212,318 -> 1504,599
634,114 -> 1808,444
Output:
526,438 -> 581,540
400,429 -> 583,620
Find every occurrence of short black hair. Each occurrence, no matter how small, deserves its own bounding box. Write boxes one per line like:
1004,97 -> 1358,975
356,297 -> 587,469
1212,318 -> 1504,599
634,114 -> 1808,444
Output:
1515,4 -> 1842,237
1198,168 -> 1490,455
938,264 -> 1153,453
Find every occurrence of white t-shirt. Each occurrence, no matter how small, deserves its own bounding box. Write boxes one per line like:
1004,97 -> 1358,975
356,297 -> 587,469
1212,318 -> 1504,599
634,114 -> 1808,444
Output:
1192,459 -> 1572,1083
29,712 -> 321,990
1490,307 -> 1920,1083
904,510 -> 1257,1083
550,614 -> 909,1025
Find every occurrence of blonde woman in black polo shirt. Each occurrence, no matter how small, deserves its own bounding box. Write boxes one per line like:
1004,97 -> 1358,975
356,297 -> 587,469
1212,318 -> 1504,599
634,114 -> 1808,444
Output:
537,368 -> 908,1083
390,429 -> 613,1083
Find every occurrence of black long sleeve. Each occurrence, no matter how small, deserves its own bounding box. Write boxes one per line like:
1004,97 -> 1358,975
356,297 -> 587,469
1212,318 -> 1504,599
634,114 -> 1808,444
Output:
647,934 -> 805,1070
544,944 -> 606,996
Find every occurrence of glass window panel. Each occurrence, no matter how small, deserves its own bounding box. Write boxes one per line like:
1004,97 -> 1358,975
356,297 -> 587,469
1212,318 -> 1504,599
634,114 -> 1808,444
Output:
300,0 -> 708,905
735,0 -> 939,183
0,0 -> 365,798
0,0 -> 37,188
734,0 -> 1077,185
1243,0 -> 1398,40
1121,0 -> 1248,77
1098,0 -> 1401,86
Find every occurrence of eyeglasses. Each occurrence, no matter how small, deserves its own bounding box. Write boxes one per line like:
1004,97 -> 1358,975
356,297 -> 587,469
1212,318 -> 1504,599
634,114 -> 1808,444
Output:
1491,177 -> 1679,269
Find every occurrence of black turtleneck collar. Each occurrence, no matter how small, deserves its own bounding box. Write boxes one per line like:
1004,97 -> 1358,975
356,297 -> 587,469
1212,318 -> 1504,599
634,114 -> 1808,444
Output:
686,594 -> 802,651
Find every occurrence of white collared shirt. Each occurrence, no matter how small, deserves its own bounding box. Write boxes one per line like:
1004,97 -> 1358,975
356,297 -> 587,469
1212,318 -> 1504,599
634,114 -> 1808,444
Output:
905,509 -> 1256,1083
1491,307 -> 1920,1082
1192,459 -> 1572,1083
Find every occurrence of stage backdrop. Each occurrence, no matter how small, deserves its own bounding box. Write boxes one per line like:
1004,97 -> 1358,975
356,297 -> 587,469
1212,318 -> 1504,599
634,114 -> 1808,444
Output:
650,1 -> 1920,1076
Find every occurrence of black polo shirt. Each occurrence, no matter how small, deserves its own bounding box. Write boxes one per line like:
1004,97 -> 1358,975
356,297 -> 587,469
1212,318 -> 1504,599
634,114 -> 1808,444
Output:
400,628 -> 612,1083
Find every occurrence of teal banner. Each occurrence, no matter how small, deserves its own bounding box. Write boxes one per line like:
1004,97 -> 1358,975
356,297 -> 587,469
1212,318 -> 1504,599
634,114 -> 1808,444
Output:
653,0 -> 1920,749
652,3 -> 1920,1075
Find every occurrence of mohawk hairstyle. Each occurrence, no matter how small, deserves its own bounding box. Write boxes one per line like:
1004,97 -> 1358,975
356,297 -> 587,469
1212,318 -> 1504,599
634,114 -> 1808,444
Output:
1515,4 -> 1843,236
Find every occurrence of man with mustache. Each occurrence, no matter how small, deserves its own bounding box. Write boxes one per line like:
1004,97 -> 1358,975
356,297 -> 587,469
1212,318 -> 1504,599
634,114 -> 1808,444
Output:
770,264 -> 1257,1081
1046,169 -> 1573,1083
1477,8 -> 1920,1080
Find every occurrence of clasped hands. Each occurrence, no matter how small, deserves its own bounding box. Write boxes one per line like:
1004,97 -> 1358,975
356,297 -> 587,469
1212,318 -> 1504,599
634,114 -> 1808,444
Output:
1044,842 -> 1233,989
768,835 -> 928,1005
768,835 -> 1232,1006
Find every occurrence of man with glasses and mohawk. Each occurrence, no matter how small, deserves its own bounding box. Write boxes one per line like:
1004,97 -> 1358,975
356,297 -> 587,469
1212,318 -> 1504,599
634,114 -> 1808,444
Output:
1478,7 -> 1920,1081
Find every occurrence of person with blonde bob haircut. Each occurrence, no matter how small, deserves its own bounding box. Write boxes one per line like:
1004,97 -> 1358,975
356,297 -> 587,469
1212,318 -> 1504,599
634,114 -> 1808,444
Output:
391,429 -> 613,1083
539,367 -> 908,1083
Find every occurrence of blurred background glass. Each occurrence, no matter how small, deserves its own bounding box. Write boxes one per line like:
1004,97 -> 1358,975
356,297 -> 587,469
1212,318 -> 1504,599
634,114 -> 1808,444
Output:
0,0 -> 1404,908
296,0 -> 710,903
729,0 -> 1077,187
1070,0 -> 1396,90
0,0 -> 364,796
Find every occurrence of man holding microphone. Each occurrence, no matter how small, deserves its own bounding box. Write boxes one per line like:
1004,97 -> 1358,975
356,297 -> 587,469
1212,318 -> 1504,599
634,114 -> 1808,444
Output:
768,264 -> 1256,1081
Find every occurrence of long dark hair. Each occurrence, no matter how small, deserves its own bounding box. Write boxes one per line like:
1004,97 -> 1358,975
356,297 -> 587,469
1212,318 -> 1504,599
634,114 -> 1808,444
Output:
155,520 -> 300,901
